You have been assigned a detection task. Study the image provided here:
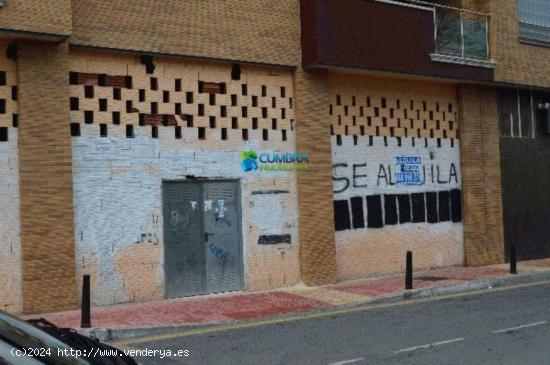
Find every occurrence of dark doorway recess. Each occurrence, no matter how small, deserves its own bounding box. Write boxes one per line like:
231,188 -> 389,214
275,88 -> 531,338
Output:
499,89 -> 550,261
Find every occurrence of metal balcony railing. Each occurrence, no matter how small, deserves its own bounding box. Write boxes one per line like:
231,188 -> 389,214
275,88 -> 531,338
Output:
434,6 -> 489,60
376,0 -> 492,64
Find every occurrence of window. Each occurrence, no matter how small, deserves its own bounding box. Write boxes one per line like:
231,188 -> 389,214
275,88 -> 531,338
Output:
498,89 -> 533,138
435,8 -> 489,60
498,88 -> 536,138
519,0 -> 550,45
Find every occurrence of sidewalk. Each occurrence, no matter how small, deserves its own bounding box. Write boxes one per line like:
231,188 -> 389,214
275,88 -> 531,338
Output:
26,259 -> 550,341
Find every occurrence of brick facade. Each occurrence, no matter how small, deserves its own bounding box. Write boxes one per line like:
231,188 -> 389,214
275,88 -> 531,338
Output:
69,50 -> 301,305
330,73 -> 464,279
457,0 -> 550,89
17,42 -> 77,314
457,84 -> 504,266
0,0 -> 547,313
294,67 -> 337,285
71,0 -> 300,66
0,0 -> 72,36
489,0 -> 550,89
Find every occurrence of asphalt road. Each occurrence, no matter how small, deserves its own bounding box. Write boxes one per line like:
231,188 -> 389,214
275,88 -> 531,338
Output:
124,282 -> 550,365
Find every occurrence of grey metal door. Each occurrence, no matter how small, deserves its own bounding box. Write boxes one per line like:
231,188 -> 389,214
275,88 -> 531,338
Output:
163,181 -> 205,297
163,180 -> 243,298
203,181 -> 243,293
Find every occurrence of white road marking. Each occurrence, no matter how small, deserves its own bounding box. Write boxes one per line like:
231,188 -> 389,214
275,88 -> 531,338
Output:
491,321 -> 547,334
329,357 -> 364,365
394,337 -> 465,354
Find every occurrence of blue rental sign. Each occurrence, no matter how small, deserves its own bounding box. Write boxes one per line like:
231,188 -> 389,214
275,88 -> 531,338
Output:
395,155 -> 422,185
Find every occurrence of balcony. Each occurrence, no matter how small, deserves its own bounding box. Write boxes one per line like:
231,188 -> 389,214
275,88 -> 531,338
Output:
432,3 -> 494,67
300,0 -> 495,81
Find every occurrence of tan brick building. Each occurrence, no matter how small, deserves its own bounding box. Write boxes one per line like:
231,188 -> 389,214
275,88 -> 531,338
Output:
0,0 -> 548,314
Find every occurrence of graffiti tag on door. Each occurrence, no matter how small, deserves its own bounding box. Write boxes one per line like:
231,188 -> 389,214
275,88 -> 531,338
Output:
209,243 -> 229,262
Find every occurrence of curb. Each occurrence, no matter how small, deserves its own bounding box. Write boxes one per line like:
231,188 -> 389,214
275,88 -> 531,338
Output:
82,270 -> 550,343
403,270 -> 550,300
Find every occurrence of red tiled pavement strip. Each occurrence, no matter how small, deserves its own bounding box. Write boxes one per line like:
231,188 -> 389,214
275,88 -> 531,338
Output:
329,276 -> 449,298
24,263 -> 548,331
330,266 -> 510,298
27,292 -> 329,330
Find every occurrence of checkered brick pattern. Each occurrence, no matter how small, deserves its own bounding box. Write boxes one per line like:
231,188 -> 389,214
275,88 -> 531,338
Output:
69,52 -> 295,144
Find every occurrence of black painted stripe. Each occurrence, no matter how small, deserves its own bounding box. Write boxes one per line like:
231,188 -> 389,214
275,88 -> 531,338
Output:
426,192 -> 438,224
366,195 -> 384,228
384,194 -> 398,225
438,190 -> 451,222
333,189 -> 462,230
450,189 -> 462,222
411,193 -> 426,223
334,200 -> 351,231
398,194 -> 411,224
258,234 -> 291,245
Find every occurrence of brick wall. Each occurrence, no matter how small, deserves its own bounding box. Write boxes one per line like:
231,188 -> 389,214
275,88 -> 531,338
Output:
0,42 -> 18,129
445,0 -> 550,89
0,0 -> 72,36
294,67 -> 337,285
18,42 -> 77,314
489,0 -> 550,89
0,41 -> 21,314
329,75 -> 460,140
457,84 -> 504,266
457,0 -> 490,12
71,0 -> 300,66
329,73 -> 464,279
69,50 -> 301,304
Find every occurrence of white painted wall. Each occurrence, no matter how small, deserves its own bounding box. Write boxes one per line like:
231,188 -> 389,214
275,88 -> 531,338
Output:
332,135 -> 464,279
0,128 -> 21,313
333,136 -> 461,198
72,124 -> 300,305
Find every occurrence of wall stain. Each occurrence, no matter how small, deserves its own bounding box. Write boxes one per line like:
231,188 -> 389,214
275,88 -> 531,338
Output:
115,243 -> 162,302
